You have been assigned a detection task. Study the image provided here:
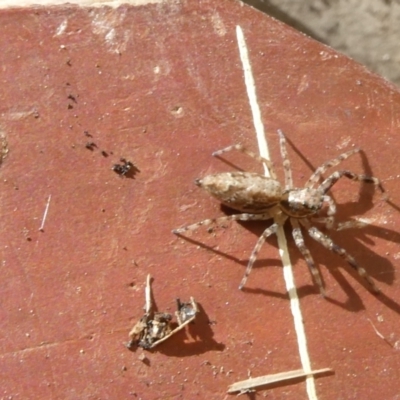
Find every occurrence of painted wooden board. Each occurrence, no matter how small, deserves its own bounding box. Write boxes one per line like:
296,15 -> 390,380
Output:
1,1 -> 400,399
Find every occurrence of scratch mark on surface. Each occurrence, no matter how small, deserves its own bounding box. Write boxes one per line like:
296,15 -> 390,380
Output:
367,318 -> 393,347
55,19 -> 68,36
211,12 -> 226,37
236,25 -> 319,400
335,135 -> 352,150
90,8 -> 130,53
39,195 -> 52,232
0,131 -> 8,165
236,26 -> 270,175
297,74 -> 309,95
0,0 -> 166,9
4,109 -> 39,120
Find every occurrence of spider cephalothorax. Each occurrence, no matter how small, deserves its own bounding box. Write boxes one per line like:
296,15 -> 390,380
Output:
174,130 -> 384,296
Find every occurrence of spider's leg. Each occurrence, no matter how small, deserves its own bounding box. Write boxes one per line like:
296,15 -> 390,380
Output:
306,224 -> 380,294
311,217 -> 333,226
309,194 -> 337,229
212,144 -> 277,180
239,220 -> 284,289
337,219 -> 369,231
277,129 -> 293,190
305,148 -> 360,188
291,218 -> 325,296
314,193 -> 370,231
314,218 -> 370,232
318,170 -> 384,195
172,212 -> 274,234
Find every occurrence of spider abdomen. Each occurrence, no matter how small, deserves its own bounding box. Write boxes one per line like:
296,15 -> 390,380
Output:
196,172 -> 283,213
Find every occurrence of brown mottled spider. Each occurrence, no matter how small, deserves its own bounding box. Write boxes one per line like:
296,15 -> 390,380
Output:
173,130 -> 385,296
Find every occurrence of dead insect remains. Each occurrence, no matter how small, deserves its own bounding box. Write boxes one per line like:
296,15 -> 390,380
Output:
112,158 -> 139,178
127,275 -> 198,350
173,130 -> 385,296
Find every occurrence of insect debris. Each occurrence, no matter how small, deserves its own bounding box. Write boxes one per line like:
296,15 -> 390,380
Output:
127,275 -> 198,350
67,94 -> 77,103
112,158 -> 139,178
85,142 -> 97,151
173,130 -> 386,296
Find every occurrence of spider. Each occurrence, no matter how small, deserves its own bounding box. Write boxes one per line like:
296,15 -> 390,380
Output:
173,130 -> 385,296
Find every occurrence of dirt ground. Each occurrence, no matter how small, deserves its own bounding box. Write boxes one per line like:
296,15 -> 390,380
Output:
244,0 -> 400,87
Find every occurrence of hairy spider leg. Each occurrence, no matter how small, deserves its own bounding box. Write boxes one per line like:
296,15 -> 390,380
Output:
318,170 -> 384,195
336,220 -> 369,231
290,218 -> 325,296
301,220 -> 380,294
173,211 -> 274,234
277,129 -> 293,190
309,194 -> 337,229
212,144 -> 278,180
239,220 -> 285,289
306,148 -> 360,188
313,170 -> 383,230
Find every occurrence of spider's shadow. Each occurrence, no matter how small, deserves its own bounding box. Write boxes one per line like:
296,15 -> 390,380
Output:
177,137 -> 400,314
285,136 -> 400,303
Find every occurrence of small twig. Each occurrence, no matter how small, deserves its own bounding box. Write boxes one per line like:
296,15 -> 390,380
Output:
367,318 -> 393,347
39,195 -> 52,232
148,305 -> 197,349
145,274 -> 151,313
227,368 -> 333,394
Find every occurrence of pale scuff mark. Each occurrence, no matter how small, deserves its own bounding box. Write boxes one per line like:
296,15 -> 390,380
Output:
152,61 -> 171,82
0,0 -> 166,9
319,50 -> 339,61
178,201 -> 198,213
336,135 -> 352,150
39,195 -> 52,232
392,252 -> 400,260
3,108 -> 41,121
211,12 -> 226,37
0,131 -> 8,165
90,8 -> 131,53
121,74 -> 136,81
170,106 -> 184,118
55,19 -> 68,36
297,74 -> 309,95
105,28 -> 116,43
367,318 -> 393,348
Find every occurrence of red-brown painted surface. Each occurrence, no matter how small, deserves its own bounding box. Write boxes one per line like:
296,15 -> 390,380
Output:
1,1 -> 400,399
